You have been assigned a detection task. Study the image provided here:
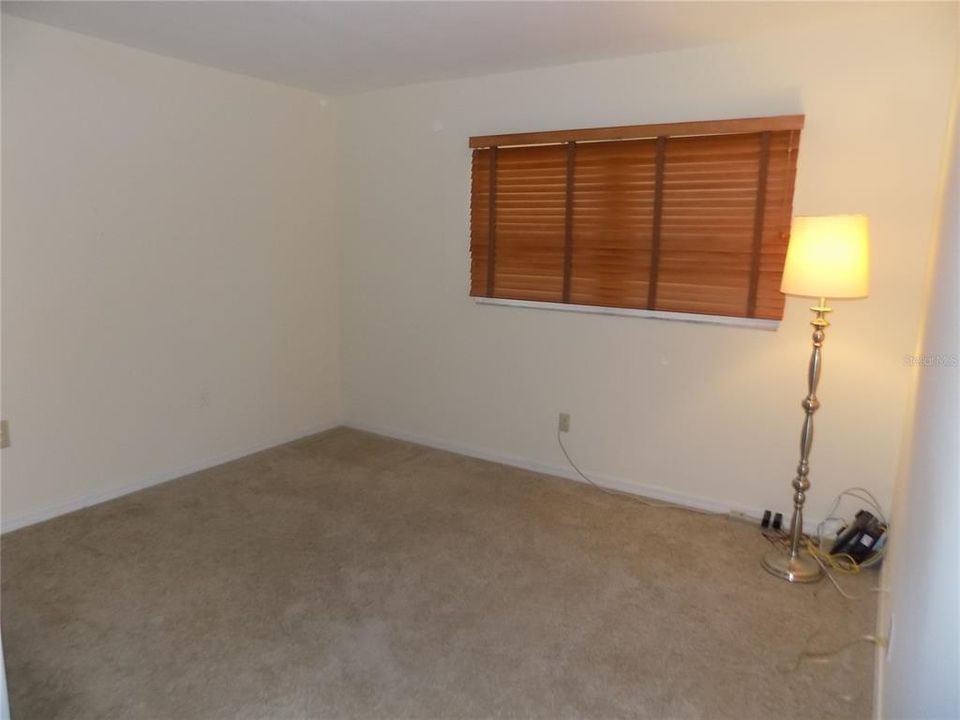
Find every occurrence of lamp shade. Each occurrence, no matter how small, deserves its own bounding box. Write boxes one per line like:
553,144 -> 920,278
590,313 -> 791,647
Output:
780,215 -> 870,299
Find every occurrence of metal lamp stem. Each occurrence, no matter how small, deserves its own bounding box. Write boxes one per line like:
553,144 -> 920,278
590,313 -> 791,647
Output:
762,297 -> 829,583
789,298 -> 830,560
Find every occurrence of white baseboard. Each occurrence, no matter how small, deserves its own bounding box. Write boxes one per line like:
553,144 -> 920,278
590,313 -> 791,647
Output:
346,420 -> 821,531
3,419 -> 821,535
1,420 -> 341,534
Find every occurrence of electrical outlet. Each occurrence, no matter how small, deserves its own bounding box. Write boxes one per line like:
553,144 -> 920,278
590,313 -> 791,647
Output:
558,413 -> 571,433
0,420 -> 9,449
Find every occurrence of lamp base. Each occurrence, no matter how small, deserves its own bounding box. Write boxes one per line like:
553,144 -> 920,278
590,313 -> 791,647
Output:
761,548 -> 823,583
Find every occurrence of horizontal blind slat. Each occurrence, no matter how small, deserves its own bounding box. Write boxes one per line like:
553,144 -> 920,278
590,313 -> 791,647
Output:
469,123 -> 801,320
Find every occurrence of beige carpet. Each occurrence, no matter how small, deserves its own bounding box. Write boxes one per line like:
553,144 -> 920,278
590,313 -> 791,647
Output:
1,428 -> 877,719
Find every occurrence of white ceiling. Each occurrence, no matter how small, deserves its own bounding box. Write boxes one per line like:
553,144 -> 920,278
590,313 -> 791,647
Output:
0,1 -> 931,96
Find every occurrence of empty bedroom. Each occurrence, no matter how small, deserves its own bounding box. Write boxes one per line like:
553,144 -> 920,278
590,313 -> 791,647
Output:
0,2 -> 957,719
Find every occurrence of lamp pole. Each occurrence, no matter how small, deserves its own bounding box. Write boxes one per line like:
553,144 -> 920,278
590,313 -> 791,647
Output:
762,297 -> 830,583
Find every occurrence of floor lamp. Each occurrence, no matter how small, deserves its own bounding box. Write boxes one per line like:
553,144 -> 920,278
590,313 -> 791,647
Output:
762,215 -> 870,583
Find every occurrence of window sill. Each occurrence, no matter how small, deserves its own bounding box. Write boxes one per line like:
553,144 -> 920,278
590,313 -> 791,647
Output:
473,297 -> 780,330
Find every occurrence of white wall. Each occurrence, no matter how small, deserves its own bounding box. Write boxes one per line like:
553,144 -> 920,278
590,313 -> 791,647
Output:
877,83 -> 959,719
1,16 -> 342,530
2,6 -> 956,539
338,4 -> 957,523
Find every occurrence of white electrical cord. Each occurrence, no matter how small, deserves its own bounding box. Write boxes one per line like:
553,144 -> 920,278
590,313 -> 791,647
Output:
806,487 -> 889,599
816,487 -> 887,567
559,430 -> 889,601
809,551 -> 885,601
556,428 -> 716,515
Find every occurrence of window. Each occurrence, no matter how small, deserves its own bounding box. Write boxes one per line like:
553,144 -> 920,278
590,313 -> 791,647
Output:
469,116 -> 803,322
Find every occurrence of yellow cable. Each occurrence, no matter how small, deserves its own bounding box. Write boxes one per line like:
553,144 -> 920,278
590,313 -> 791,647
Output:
793,634 -> 887,670
804,537 -> 861,574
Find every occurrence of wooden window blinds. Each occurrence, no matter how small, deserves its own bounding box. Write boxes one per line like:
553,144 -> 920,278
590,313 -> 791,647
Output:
469,115 -> 803,321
